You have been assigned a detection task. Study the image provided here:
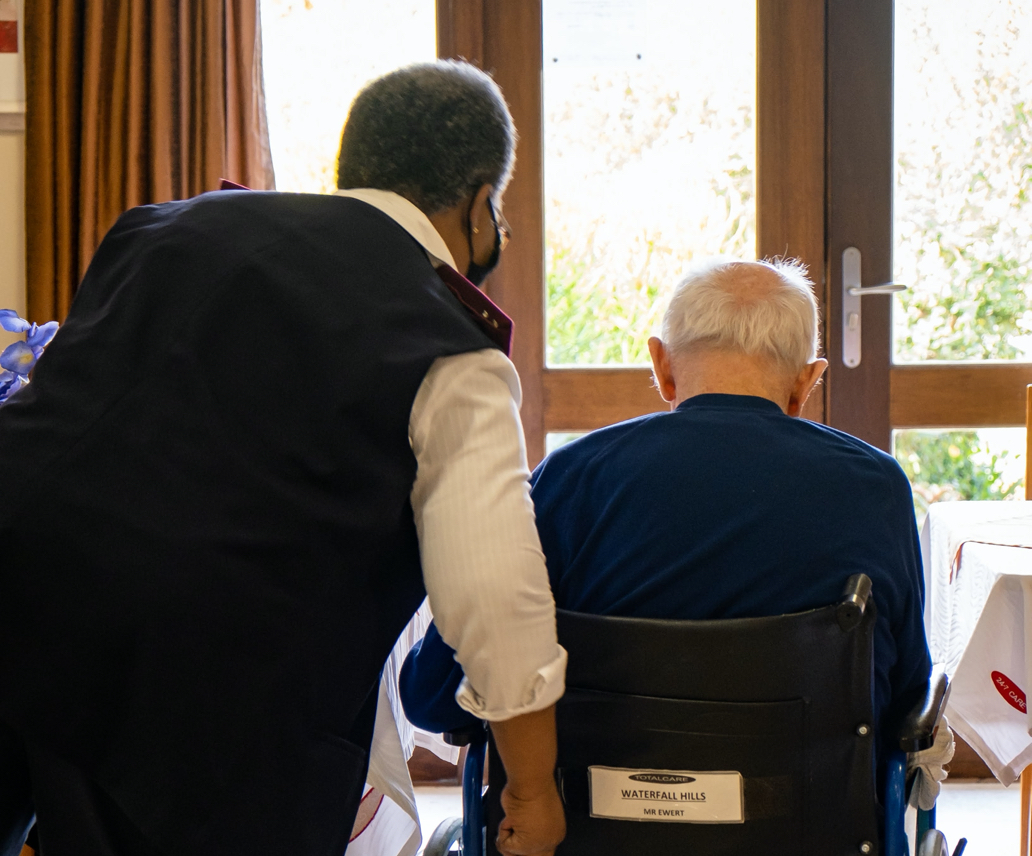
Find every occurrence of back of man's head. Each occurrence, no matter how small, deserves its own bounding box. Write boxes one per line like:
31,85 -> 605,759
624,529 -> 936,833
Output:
336,60 -> 516,216
661,259 -> 820,374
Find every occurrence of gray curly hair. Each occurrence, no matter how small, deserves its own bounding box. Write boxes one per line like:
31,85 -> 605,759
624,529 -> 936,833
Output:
336,60 -> 517,215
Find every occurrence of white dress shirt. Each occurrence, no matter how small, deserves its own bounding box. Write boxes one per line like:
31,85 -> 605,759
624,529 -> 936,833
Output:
335,189 -> 567,722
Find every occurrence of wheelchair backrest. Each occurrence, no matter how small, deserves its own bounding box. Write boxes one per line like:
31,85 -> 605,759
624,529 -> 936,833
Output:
487,576 -> 880,855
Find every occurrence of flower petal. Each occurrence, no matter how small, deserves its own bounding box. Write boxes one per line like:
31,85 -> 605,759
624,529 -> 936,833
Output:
0,309 -> 31,334
0,341 -> 37,374
0,370 -> 24,405
26,320 -> 59,348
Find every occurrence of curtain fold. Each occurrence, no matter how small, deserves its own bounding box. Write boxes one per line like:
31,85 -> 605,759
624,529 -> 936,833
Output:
25,0 -> 275,323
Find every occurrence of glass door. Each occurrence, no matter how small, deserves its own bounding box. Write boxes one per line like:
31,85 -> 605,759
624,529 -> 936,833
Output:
826,0 -> 1030,512
543,0 -> 756,368
439,0 -> 825,464
891,0 -> 1031,516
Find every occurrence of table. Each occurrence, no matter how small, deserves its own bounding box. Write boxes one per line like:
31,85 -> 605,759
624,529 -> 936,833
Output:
923,502 -> 1032,781
922,501 -> 1032,853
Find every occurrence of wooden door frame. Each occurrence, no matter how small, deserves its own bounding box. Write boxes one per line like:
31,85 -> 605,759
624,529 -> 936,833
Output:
439,0 -> 547,460
824,0 -> 894,449
756,0 -> 827,426
825,0 -> 1032,449
439,0 -> 828,465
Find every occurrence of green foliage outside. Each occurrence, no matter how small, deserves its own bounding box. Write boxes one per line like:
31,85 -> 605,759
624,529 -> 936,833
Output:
893,13 -> 1032,363
543,44 -> 756,367
894,431 -> 1023,521
547,241 -> 665,366
890,3 -> 1030,514
546,148 -> 755,365
545,142 -> 755,365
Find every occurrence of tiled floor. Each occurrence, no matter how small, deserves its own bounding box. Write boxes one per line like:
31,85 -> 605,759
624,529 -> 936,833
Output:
414,781 -> 1021,855
933,781 -> 1021,855
414,786 -> 462,852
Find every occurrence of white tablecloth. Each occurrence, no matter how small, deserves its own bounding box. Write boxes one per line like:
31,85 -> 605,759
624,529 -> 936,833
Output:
349,599 -> 460,856
922,502 -> 1032,784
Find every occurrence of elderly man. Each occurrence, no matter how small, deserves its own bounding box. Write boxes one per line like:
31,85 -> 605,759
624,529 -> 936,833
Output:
0,61 -> 565,856
402,258 -> 932,793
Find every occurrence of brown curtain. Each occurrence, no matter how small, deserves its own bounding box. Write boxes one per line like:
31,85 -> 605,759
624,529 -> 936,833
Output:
24,0 -> 275,323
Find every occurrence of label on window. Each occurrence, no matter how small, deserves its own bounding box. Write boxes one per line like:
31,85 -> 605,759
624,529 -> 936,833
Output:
588,767 -> 744,823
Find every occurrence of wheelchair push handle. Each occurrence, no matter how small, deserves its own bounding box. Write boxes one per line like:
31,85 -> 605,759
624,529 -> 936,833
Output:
899,664 -> 950,753
836,573 -> 873,631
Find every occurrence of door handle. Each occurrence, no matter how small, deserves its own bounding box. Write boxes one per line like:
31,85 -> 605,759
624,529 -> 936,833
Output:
842,247 -> 907,368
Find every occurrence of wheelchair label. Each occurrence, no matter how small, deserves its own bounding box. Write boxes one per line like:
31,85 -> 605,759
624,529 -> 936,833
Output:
587,767 -> 744,823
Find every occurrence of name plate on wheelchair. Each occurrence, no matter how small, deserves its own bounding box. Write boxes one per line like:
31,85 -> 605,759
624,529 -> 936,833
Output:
587,767 -> 744,823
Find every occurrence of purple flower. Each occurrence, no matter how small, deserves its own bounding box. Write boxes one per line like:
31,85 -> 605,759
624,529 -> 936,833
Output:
0,310 -> 59,407
27,321 -> 59,350
0,369 -> 24,405
0,341 -> 37,378
0,310 -> 31,334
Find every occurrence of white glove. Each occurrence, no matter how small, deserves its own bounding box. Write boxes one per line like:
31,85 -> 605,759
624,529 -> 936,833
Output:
907,715 -> 955,811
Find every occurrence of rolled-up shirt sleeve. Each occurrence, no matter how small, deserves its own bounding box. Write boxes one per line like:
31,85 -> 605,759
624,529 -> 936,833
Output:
409,348 -> 567,722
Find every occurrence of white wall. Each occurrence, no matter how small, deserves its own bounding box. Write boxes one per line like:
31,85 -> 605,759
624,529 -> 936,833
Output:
0,127 -> 25,322
0,0 -> 26,347
0,126 -> 25,361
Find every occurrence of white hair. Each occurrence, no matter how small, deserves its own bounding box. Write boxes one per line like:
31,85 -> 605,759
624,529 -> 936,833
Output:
660,258 -> 820,372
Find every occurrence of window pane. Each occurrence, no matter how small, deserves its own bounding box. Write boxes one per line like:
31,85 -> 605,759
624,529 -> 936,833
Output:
545,432 -> 587,455
892,428 -> 1027,527
544,0 -> 756,366
893,1 -> 1032,363
261,0 -> 437,194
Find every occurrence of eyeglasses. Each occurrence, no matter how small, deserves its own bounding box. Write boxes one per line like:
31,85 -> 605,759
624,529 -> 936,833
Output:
488,199 -> 511,252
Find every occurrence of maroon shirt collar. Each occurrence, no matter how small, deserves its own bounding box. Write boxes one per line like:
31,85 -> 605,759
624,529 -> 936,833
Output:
434,265 -> 513,357
219,179 -> 513,356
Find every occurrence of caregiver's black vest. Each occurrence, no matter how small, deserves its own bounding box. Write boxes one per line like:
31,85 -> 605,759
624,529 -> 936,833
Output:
0,192 -> 498,856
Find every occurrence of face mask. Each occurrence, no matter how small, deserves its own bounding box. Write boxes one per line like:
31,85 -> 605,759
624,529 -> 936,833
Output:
465,199 -> 503,287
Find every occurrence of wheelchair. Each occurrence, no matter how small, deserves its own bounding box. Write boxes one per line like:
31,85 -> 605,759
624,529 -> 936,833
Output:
425,574 -> 964,856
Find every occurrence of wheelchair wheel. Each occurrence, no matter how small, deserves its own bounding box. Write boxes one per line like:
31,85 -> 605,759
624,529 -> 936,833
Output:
916,829 -> 954,856
422,816 -> 463,856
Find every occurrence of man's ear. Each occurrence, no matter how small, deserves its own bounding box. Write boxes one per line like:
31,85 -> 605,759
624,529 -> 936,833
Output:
786,358 -> 828,417
648,337 -> 677,404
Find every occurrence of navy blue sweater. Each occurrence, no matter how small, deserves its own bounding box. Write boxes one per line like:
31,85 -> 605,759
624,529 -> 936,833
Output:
400,394 -> 931,773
